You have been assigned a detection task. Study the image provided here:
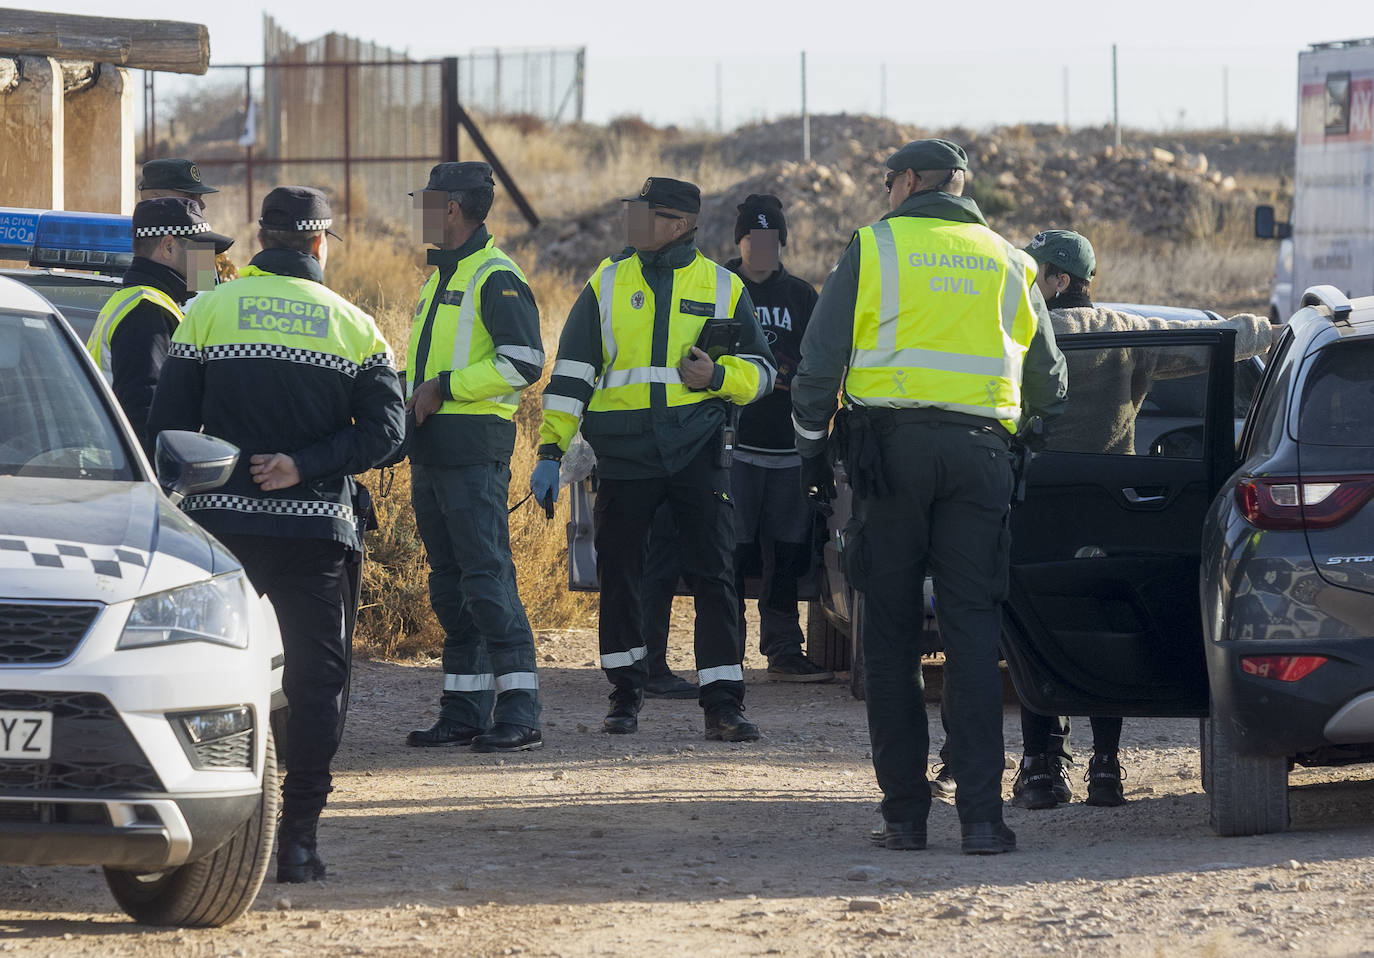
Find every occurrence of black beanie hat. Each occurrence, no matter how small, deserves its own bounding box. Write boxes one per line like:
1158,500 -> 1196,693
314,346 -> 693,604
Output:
734,193 -> 787,246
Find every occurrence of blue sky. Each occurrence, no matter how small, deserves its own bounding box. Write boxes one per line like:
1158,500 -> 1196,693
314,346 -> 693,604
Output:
35,0 -> 1374,130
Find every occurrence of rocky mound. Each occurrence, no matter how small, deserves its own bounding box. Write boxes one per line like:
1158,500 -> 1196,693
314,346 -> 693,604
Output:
522,115 -> 1276,285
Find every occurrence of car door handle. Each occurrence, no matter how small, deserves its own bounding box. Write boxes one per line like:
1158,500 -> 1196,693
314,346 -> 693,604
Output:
1122,486 -> 1168,504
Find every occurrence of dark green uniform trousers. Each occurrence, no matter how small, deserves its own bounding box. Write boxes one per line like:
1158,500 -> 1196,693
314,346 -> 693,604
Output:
848,416 -> 1014,827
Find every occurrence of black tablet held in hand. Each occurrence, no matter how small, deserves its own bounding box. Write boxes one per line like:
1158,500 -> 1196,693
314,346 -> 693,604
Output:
694,319 -> 742,361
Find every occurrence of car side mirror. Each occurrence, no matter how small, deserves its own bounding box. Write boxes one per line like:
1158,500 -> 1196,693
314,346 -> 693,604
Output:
155,430 -> 239,503
1147,424 -> 1205,459
1254,205 -> 1292,241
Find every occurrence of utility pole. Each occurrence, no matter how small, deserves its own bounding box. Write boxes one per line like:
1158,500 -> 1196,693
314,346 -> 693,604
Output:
715,60 -> 722,133
1223,64 -> 1230,130
801,51 -> 810,163
1112,44 -> 1121,147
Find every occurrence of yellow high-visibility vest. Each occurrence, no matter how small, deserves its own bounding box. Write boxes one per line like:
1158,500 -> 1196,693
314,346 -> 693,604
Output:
844,216 -> 1039,434
86,285 -> 184,384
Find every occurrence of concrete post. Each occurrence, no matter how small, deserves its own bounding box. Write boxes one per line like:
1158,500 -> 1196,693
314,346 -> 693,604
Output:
64,65 -> 134,213
0,56 -> 63,209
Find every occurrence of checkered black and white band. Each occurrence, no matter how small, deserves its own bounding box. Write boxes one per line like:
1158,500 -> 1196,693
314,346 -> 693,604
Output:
134,222 -> 213,238
0,535 -> 149,579
180,494 -> 355,523
169,342 -> 390,377
296,219 -> 332,231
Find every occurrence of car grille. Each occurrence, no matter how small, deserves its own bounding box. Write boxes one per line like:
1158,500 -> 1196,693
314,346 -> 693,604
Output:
0,691 -> 163,794
0,602 -> 100,665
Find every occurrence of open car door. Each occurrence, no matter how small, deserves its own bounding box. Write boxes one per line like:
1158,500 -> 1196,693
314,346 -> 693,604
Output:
1002,328 -> 1237,718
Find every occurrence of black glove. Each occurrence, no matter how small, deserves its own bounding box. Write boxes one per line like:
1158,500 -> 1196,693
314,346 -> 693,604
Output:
801,453 -> 836,505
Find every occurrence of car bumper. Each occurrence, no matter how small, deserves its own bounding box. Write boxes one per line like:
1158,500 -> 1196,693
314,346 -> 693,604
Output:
1207,636 -> 1374,756
0,791 -> 260,869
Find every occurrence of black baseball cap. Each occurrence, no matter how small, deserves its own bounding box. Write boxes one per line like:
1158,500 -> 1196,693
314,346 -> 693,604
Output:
258,186 -> 341,239
139,158 -> 217,195
411,161 -> 496,195
622,177 -> 700,215
132,197 -> 234,253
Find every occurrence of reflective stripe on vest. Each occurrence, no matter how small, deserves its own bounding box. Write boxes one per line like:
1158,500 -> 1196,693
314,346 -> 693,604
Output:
450,255 -> 525,407
86,285 -> 184,383
588,254 -> 740,412
844,217 -> 1037,432
406,242 -> 535,418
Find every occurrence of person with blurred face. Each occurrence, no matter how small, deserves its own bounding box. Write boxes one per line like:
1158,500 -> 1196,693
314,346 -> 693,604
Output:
533,176 -> 777,741
86,197 -> 232,456
639,194 -> 833,695
400,162 -> 546,755
149,186 -> 405,882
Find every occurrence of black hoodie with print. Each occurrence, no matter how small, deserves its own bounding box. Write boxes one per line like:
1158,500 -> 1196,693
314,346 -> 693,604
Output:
725,257 -> 818,457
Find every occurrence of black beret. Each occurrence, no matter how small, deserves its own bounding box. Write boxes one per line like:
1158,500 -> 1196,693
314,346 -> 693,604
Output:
139,158 -> 217,195
132,197 -> 233,254
886,138 -> 969,173
622,176 -> 700,215
734,193 -> 787,246
259,186 -> 341,239
413,161 -> 495,195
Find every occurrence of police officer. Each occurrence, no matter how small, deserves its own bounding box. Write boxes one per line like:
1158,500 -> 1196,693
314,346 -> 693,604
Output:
640,194 -> 832,685
139,158 -> 237,282
533,176 -> 776,741
792,140 -> 1068,854
402,162 -> 545,753
87,198 -> 232,455
149,186 -> 405,882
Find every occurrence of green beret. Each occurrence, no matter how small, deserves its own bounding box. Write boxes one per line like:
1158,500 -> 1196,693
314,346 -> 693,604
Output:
1024,229 -> 1096,280
886,138 -> 969,173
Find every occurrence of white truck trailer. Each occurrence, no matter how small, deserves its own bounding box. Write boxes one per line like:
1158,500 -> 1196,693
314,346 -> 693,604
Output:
1258,38 -> 1374,321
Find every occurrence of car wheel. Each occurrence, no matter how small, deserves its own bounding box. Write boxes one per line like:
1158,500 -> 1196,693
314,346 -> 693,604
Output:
805,600 -> 851,673
849,593 -> 867,702
105,729 -> 279,927
1205,705 -> 1289,836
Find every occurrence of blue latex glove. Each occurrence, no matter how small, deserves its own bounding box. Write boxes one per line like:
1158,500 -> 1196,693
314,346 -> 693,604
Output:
531,459 -> 561,510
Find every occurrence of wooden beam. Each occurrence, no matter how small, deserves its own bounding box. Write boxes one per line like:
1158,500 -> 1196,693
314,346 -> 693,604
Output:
0,9 -> 209,75
0,57 -> 16,94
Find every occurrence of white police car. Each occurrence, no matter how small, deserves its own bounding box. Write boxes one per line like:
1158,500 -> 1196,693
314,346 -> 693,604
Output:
0,211 -> 285,928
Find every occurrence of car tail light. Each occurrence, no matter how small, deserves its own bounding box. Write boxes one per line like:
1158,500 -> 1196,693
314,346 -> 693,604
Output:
1235,476 -> 1374,530
1240,655 -> 1328,682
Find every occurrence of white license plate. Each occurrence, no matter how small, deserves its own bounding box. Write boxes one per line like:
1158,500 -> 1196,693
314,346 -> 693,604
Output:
0,710 -> 53,759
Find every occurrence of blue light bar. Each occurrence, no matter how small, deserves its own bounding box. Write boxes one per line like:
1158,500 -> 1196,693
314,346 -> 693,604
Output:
30,210 -> 132,274
0,208 -> 42,261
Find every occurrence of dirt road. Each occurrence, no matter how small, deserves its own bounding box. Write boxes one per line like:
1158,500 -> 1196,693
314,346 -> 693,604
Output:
5,622 -> 1374,957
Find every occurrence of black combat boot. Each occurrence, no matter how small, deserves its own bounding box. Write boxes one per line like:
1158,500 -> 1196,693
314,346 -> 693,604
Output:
1084,752 -> 1127,806
276,815 -> 327,883
603,688 -> 642,734
704,702 -> 760,742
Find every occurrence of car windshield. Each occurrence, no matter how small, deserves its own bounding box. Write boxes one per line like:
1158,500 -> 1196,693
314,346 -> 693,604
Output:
0,308 -> 135,480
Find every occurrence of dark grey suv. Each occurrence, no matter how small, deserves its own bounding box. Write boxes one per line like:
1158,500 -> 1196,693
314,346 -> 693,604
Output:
1202,286 -> 1374,836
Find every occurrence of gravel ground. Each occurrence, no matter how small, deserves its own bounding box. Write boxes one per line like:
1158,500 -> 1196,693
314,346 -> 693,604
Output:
5,617 -> 1374,958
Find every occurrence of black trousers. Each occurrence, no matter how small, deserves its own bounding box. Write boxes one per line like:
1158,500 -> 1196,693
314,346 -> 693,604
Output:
220,534 -> 349,820
1021,706 -> 1124,762
851,419 -> 1014,827
595,442 -> 744,710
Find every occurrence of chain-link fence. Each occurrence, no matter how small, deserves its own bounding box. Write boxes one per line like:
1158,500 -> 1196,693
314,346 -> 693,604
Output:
459,47 -> 585,123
